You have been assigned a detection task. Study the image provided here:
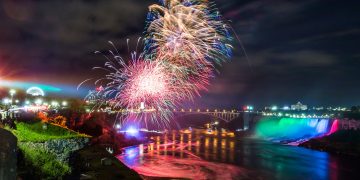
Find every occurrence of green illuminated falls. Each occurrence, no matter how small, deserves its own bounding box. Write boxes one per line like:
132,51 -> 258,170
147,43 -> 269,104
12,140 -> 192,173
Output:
255,117 -> 337,143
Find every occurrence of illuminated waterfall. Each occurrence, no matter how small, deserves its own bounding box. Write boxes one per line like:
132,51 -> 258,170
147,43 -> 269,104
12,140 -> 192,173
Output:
255,117 -> 338,143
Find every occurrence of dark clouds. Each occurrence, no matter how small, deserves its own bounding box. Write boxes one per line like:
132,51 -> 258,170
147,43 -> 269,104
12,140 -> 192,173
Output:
0,0 -> 360,107
0,0 -> 152,82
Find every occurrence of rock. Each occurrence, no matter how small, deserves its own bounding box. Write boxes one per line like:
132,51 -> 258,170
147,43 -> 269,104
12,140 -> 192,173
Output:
101,157 -> 112,166
80,173 -> 93,180
19,137 -> 90,164
0,128 -> 17,180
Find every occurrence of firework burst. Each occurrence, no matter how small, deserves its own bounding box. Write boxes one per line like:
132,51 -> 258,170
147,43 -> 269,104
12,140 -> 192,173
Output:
86,41 -> 194,128
145,0 -> 232,85
84,0 -> 233,130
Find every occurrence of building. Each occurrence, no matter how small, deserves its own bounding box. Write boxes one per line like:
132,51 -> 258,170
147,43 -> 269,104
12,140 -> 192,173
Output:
291,102 -> 307,111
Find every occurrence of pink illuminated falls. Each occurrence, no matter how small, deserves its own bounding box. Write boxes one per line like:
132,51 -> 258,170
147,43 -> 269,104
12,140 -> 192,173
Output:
327,119 -> 339,135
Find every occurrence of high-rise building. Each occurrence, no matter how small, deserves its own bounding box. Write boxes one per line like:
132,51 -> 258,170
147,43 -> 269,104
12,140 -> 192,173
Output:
291,102 -> 307,111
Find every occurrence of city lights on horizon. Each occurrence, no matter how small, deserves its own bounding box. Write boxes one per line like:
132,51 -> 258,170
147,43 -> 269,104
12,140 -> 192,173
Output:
0,84 -> 354,119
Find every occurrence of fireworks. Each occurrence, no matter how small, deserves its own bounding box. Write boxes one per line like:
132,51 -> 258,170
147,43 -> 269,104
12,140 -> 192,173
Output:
86,0 -> 233,129
145,0 -> 232,94
87,43 -> 178,128
147,0 -> 232,64
110,59 -> 172,110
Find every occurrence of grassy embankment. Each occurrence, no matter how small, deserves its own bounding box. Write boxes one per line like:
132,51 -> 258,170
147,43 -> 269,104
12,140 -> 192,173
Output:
6,122 -> 90,179
11,122 -> 89,142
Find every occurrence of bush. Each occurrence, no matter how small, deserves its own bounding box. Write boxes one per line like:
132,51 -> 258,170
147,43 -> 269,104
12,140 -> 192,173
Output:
37,112 -> 49,122
11,122 -> 89,142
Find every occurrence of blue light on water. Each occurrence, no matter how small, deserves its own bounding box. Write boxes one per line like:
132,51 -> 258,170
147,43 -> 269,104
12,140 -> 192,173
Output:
123,146 -> 140,166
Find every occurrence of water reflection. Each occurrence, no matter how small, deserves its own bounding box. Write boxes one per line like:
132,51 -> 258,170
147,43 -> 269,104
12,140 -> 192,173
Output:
117,130 -> 360,180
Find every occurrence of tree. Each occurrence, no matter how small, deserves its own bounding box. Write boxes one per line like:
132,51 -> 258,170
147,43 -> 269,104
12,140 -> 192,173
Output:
51,116 -> 67,127
351,106 -> 359,112
37,112 -> 49,122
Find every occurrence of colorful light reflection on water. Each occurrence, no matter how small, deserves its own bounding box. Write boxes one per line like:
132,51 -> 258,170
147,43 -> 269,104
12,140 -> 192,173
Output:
117,130 -> 359,180
118,132 -> 253,179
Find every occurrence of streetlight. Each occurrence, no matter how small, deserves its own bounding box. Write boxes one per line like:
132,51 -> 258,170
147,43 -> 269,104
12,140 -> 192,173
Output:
2,98 -> 10,105
2,98 -> 9,118
35,99 -> 43,106
51,101 -> 59,107
271,106 -> 278,111
9,89 -> 16,105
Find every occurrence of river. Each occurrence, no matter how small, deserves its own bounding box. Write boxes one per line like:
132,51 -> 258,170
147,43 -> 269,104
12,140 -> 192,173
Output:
117,130 -> 360,180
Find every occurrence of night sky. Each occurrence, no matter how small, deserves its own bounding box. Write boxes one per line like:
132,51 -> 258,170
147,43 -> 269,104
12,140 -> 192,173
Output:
0,0 -> 359,108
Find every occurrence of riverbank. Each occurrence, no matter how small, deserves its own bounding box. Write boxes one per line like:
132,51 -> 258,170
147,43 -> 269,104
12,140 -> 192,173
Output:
299,130 -> 360,158
69,145 -> 141,179
1,121 -> 145,179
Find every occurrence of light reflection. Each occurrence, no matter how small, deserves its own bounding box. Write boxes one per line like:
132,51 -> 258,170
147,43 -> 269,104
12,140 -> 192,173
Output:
213,138 -> 218,161
180,133 -> 184,142
180,133 -> 184,158
196,139 -> 200,155
229,140 -> 235,162
117,130 -> 350,180
172,133 -> 176,156
164,135 -> 168,156
172,131 -> 176,141
205,137 -> 210,160
150,143 -> 154,156
221,139 -> 227,162
139,144 -> 144,164
123,146 -> 139,166
156,136 -> 160,150
188,134 -> 192,151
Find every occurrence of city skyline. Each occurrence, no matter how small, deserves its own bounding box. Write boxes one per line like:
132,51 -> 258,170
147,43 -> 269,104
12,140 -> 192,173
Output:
0,86 -> 356,111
